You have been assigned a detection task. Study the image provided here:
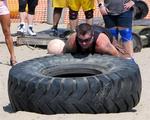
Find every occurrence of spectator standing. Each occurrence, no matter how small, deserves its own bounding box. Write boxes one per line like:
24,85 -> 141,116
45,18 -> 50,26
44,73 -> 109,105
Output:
0,0 -> 17,66
97,0 -> 135,57
17,0 -> 39,36
50,0 -> 67,36
67,0 -> 95,31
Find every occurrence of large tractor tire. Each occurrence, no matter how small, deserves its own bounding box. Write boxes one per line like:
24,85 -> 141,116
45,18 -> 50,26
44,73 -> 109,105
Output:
8,54 -> 142,114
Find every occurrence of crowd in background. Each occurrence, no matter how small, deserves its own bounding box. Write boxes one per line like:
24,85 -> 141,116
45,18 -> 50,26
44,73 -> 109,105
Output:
0,0 -> 137,66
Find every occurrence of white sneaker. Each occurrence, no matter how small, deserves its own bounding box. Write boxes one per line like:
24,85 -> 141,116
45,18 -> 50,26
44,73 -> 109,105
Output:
17,23 -> 26,34
27,25 -> 36,36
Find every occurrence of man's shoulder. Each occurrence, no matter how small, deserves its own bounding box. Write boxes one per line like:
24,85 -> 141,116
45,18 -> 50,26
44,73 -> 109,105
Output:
68,33 -> 76,43
65,33 -> 77,48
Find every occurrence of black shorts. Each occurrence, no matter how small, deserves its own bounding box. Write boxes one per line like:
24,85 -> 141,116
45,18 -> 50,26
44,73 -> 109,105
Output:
103,10 -> 133,29
19,0 -> 38,14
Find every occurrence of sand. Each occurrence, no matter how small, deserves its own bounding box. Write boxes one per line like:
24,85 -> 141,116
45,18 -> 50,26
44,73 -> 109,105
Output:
0,23 -> 150,120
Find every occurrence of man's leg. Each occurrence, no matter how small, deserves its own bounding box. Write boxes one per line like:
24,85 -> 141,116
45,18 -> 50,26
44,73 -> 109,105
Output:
27,0 -> 38,36
59,8 -> 78,38
17,0 -> 27,34
86,18 -> 93,25
27,14 -> 36,36
108,27 -> 119,40
123,41 -> 133,57
119,28 -> 133,57
19,12 -> 27,23
69,9 -> 78,31
27,14 -> 34,26
82,0 -> 94,25
118,10 -> 133,57
53,8 -> 63,29
84,9 -> 93,25
50,8 -> 63,36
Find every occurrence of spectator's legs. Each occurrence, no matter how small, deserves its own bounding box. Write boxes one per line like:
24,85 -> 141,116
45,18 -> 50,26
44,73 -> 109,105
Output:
58,9 -> 78,38
19,12 -> 27,23
103,10 -> 133,58
50,8 -> 63,36
69,9 -> 78,31
119,27 -> 133,57
123,41 -> 133,57
0,14 -> 16,65
17,0 -> 27,34
53,8 -> 63,29
27,0 -> 38,36
108,27 -> 119,40
69,19 -> 78,31
27,14 -> 34,26
27,14 -> 36,36
84,9 -> 93,25
118,10 -> 133,57
86,18 -> 93,25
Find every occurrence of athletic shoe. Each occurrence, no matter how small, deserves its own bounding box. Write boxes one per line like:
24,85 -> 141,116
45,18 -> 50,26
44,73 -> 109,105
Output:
27,26 -> 36,36
49,27 -> 58,36
17,23 -> 26,35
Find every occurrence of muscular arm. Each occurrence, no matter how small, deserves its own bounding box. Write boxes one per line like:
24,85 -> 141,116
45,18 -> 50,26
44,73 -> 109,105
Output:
96,33 -> 119,57
63,33 -> 77,53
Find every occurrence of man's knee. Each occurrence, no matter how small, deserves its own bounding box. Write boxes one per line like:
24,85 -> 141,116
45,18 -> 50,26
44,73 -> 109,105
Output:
109,28 -> 119,39
119,28 -> 132,42
84,9 -> 93,19
69,9 -> 78,20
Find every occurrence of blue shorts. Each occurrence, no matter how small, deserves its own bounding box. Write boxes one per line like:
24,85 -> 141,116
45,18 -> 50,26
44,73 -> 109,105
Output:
103,10 -> 133,29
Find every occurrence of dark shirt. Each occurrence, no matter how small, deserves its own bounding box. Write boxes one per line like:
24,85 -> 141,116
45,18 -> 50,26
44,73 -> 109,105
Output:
75,25 -> 113,54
